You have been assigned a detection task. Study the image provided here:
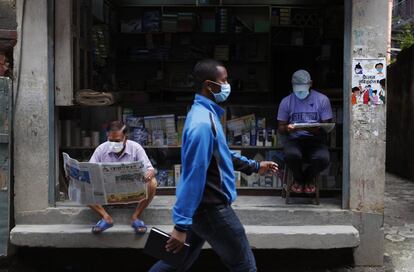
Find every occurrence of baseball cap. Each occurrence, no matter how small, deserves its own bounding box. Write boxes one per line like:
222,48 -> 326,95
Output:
291,69 -> 311,85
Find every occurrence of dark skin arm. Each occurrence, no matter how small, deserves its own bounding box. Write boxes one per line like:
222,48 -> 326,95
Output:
278,119 -> 332,135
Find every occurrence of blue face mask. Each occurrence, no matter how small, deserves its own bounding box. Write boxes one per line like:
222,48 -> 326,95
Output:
294,90 -> 310,100
292,84 -> 310,100
376,67 -> 383,73
210,82 -> 231,103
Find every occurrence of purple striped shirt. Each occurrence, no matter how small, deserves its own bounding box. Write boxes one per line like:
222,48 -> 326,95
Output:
89,140 -> 153,171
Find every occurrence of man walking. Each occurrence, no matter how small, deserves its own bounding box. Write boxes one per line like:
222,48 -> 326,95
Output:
149,59 -> 278,272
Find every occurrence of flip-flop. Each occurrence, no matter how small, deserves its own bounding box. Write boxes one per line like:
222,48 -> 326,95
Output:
291,183 -> 303,194
304,184 -> 316,194
91,219 -> 113,234
131,219 -> 147,235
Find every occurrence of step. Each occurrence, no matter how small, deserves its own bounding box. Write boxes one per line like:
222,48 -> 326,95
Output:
10,224 -> 360,250
15,196 -> 352,226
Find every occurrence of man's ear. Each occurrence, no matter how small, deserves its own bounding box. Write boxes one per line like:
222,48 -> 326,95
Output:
203,80 -> 212,92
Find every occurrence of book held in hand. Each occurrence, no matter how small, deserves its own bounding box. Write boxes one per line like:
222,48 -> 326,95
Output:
144,227 -> 190,267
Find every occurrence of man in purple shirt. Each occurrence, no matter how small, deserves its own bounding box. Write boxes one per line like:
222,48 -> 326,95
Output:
277,70 -> 333,194
88,121 -> 157,234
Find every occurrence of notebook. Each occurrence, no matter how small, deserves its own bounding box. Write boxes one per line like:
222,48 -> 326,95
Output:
143,227 -> 190,266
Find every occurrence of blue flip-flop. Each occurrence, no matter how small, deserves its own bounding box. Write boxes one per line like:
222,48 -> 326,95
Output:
92,219 -> 113,234
131,219 -> 147,235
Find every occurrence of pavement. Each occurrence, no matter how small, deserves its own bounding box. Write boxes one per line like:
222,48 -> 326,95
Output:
383,174 -> 414,272
0,173 -> 413,272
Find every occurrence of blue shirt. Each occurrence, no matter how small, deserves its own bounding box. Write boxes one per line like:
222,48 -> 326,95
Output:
89,140 -> 153,171
173,94 -> 259,230
277,90 -> 333,139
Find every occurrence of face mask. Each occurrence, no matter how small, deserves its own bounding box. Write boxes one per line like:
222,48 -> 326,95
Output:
109,141 -> 124,153
210,82 -> 231,103
376,68 -> 383,73
292,84 -> 310,100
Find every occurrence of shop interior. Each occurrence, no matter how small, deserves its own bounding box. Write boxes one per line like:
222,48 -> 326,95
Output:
58,0 -> 344,201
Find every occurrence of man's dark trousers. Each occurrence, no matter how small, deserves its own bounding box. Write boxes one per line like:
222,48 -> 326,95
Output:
283,137 -> 330,185
149,205 -> 257,272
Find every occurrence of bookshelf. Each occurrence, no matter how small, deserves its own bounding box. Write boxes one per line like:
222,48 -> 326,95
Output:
58,1 -> 344,198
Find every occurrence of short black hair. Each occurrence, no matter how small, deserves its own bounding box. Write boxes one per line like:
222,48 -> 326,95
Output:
108,121 -> 129,134
352,87 -> 360,92
193,59 -> 224,91
375,63 -> 383,68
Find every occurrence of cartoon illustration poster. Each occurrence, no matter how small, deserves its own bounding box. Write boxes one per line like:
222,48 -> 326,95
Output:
352,58 -> 386,106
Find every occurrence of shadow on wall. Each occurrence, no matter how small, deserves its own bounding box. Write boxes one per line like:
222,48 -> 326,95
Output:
386,44 -> 414,181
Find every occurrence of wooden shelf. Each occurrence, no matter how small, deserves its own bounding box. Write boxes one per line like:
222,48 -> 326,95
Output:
61,145 -> 182,150
119,31 -> 269,35
271,25 -> 320,29
118,59 -> 269,64
229,145 -> 281,150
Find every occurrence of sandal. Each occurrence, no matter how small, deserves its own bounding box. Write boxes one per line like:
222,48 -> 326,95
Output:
92,219 -> 113,234
291,183 -> 303,193
131,219 -> 147,235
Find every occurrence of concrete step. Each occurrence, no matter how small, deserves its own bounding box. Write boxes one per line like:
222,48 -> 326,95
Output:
10,224 -> 360,250
16,196 -> 351,226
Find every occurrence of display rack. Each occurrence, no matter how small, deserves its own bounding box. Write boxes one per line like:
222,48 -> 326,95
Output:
57,1 -> 344,199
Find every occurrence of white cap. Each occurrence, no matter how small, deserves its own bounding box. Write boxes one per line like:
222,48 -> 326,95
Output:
292,69 -> 312,85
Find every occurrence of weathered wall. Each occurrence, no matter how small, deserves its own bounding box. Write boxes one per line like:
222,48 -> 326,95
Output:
13,0 -> 50,212
0,0 -> 16,77
386,45 -> 414,181
0,0 -> 16,30
349,0 -> 389,266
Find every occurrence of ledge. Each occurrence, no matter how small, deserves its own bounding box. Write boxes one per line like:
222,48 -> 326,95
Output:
10,224 -> 360,250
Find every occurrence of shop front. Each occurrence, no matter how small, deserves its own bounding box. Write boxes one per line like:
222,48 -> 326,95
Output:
9,0 -> 390,266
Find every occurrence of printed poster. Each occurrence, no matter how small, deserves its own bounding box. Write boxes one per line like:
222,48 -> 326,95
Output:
352,58 -> 386,106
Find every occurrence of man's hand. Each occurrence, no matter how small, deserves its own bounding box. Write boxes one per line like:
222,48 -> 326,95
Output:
287,124 -> 296,133
166,228 -> 187,254
258,161 -> 278,175
144,169 -> 155,183
288,124 -> 320,135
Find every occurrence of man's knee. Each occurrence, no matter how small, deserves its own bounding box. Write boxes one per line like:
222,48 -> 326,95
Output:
311,155 -> 330,170
149,177 -> 158,192
284,150 -> 302,163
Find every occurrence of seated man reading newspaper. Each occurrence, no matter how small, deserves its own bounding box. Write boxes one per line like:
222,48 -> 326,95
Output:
277,70 -> 333,194
88,121 -> 157,234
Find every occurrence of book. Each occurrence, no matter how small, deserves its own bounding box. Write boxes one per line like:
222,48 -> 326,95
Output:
143,227 -> 190,267
174,164 -> 182,186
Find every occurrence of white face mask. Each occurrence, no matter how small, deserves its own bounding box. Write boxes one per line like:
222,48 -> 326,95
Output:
109,141 -> 125,153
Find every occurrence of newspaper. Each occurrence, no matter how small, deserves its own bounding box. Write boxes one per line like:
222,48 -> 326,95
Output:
292,123 -> 336,133
63,153 -> 148,205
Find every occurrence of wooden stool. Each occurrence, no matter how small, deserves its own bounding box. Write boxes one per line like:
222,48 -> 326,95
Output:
282,165 -> 320,205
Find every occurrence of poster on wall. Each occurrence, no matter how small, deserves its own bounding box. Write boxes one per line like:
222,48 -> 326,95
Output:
351,58 -> 386,106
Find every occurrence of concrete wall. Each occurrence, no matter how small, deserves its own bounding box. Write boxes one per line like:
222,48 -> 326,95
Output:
13,0 -> 50,213
386,45 -> 414,181
349,0 -> 389,266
